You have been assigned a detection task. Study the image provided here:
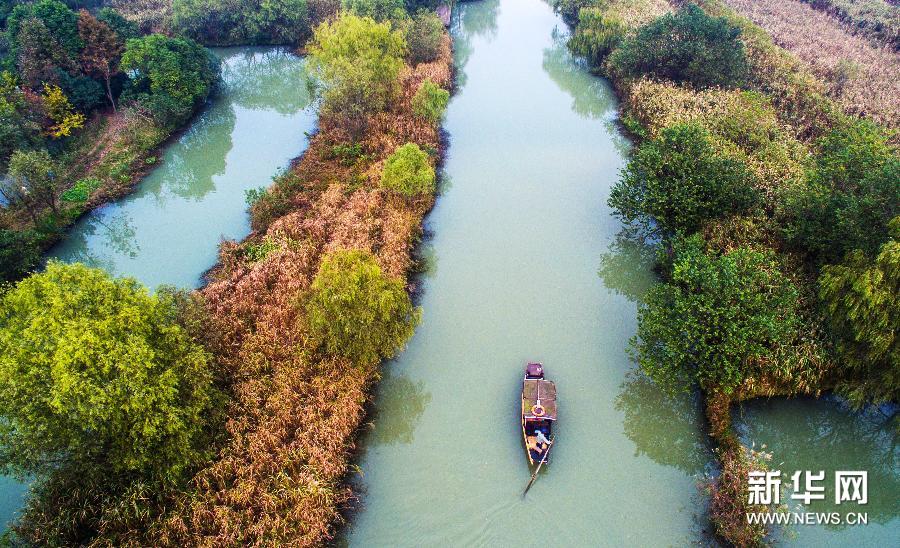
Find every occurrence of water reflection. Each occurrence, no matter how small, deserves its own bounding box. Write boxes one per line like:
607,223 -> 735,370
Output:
598,229 -> 657,303
367,370 -> 432,446
736,397 -> 899,528
452,0 -> 500,90
541,27 -> 614,120
47,46 -> 318,290
616,372 -> 713,475
221,48 -> 313,114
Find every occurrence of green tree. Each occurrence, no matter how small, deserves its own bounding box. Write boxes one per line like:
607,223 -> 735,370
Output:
3,149 -> 61,219
11,16 -> 76,89
307,13 -> 406,135
78,9 -> 123,111
781,120 -> 900,264
96,7 -> 140,41
7,0 -> 82,59
411,78 -> 448,123
0,228 -> 41,283
608,123 -> 757,235
120,33 -> 218,126
633,235 -> 800,395
0,71 -> 44,169
406,8 -> 443,64
172,0 -> 309,45
306,249 -> 419,366
819,217 -> 900,406
0,262 -> 215,484
380,142 -> 435,197
608,4 -> 748,88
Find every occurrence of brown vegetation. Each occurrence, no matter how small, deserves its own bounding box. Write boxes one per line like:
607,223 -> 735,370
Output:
720,0 -> 900,129
151,34 -> 453,547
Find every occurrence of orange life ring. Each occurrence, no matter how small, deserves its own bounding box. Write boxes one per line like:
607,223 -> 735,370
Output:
531,404 -> 545,417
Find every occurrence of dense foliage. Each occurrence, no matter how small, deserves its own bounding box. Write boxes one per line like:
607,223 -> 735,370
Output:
634,235 -> 800,394
819,218 -> 900,406
308,13 -> 406,135
120,33 -> 218,127
568,7 -> 626,69
609,122 -> 756,235
406,8 -> 443,64
0,262 -> 215,483
343,0 -> 406,22
306,249 -> 419,366
411,77 -> 448,122
781,120 -> 900,264
380,142 -> 435,197
608,4 -> 748,88
172,0 -> 311,45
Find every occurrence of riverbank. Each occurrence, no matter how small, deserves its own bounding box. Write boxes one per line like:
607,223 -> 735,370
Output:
146,27 -> 454,547
558,0 -> 897,545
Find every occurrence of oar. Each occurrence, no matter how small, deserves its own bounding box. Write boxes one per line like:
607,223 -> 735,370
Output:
522,438 -> 553,497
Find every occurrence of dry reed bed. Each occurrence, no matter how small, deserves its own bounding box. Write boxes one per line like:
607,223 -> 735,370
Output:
720,0 -> 900,129
151,35 -> 453,547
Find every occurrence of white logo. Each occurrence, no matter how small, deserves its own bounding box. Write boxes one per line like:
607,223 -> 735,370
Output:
835,471 -> 868,505
790,470 -> 826,505
748,470 -> 781,505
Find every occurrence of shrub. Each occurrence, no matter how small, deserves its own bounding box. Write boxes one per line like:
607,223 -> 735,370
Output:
172,0 -> 310,46
0,262 -> 215,482
552,0 -> 598,26
781,120 -> 900,263
568,8 -> 626,70
380,142 -> 435,197
306,249 -> 419,366
608,123 -> 757,235
818,217 -> 899,406
307,13 -> 406,135
411,78 -> 448,123
633,234 -> 800,394
406,9 -> 443,64
60,176 -> 101,202
608,4 -> 748,88
3,149 -> 62,218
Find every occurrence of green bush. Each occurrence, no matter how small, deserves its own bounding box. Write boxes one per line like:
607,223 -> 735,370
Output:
380,142 -> 435,197
633,234 -> 800,394
60,176 -> 101,203
819,217 -> 900,406
552,0 -> 597,26
608,4 -> 748,89
172,0 -> 310,46
406,9 -> 443,64
568,8 -> 625,70
306,249 -> 419,366
608,123 -> 757,235
411,78 -> 448,123
0,262 -> 216,482
781,120 -> 900,264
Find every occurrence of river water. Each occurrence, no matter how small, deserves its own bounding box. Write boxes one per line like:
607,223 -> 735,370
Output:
0,46 -> 316,531
342,0 -> 898,546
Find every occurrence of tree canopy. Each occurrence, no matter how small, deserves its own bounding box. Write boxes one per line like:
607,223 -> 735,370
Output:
380,142 -> 436,197
633,235 -> 800,395
306,249 -> 419,366
307,12 -> 406,135
0,262 -> 216,484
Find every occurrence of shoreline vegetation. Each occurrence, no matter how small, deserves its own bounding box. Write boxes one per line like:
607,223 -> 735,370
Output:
2,1 -> 454,545
559,0 -> 897,545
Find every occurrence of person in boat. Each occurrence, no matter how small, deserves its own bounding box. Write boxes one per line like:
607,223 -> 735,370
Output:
535,429 -> 551,448
526,428 -> 551,454
526,435 -> 543,454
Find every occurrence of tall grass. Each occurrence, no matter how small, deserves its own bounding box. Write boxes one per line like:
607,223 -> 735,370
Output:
801,0 -> 900,49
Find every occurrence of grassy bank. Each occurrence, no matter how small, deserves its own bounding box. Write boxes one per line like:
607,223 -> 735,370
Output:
559,0 -> 898,545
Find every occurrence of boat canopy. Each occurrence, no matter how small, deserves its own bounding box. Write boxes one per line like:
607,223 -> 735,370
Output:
523,378 -> 557,420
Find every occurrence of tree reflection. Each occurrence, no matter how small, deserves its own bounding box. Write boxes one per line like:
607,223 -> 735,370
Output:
541,27 -> 615,120
736,397 -> 899,528
615,372 -> 712,475
452,0 -> 501,90
368,370 -> 432,446
597,228 -> 658,304
220,48 -> 313,115
51,210 -> 138,275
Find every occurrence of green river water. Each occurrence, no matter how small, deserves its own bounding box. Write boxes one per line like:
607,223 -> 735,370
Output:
0,3 -> 896,544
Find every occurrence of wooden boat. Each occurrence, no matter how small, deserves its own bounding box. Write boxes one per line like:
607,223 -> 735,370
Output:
521,362 -> 556,466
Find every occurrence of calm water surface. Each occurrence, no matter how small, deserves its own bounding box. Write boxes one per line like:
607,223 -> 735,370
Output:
343,1 -> 898,546
48,47 -> 316,289
0,46 -> 315,531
